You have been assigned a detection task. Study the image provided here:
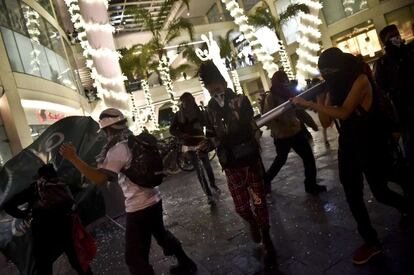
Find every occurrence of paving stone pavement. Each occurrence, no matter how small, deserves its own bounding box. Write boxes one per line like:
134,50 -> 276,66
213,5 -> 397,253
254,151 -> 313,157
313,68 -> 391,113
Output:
2,124 -> 414,275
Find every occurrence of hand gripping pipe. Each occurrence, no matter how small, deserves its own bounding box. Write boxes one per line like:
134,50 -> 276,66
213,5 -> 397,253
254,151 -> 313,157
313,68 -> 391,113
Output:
255,81 -> 327,128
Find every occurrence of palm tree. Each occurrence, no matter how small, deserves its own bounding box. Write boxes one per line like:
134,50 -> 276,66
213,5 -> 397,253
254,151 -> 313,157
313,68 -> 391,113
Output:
119,43 -> 159,129
127,0 -> 194,112
248,1 -> 309,79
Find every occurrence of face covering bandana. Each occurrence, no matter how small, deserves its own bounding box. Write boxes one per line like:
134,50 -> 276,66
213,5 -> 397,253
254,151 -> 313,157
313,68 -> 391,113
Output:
389,36 -> 405,48
213,92 -> 225,107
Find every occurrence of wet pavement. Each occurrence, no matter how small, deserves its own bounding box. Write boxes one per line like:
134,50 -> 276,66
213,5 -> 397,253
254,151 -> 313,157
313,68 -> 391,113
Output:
2,123 -> 414,275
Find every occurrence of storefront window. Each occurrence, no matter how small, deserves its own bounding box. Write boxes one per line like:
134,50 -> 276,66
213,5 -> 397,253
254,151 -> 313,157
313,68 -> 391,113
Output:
321,0 -> 368,25
333,24 -> 382,58
385,3 -> 414,42
0,1 -> 80,92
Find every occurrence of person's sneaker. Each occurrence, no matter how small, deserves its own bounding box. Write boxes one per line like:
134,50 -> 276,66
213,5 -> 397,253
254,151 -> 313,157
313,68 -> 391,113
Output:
399,213 -> 414,232
305,184 -> 327,195
249,223 -> 262,243
352,244 -> 382,265
170,259 -> 197,274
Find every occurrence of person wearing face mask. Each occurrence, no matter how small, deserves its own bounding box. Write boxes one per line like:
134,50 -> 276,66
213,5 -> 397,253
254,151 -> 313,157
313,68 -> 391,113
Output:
170,92 -> 219,205
262,71 -> 326,195
4,164 -> 94,275
291,48 -> 413,265
198,61 -> 277,271
59,108 -> 197,275
374,24 -> 414,170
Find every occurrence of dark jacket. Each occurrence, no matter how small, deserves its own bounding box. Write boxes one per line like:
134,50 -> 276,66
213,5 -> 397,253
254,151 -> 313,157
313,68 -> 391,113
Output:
169,106 -> 206,146
4,178 -> 74,221
374,44 -> 414,126
205,89 -> 260,169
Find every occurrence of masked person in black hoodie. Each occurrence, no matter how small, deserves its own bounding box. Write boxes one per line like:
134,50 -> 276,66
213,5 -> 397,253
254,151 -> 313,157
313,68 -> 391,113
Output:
4,164 -> 93,275
374,24 -> 414,170
198,61 -> 276,270
170,92 -> 219,205
291,48 -> 413,265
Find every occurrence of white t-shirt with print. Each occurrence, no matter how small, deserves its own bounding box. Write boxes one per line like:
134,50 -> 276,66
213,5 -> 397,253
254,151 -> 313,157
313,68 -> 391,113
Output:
100,141 -> 161,213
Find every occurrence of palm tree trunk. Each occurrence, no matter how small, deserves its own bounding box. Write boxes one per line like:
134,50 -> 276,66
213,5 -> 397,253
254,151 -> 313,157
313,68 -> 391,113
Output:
158,56 -> 179,113
141,79 -> 159,130
277,41 -> 295,80
230,70 -> 243,94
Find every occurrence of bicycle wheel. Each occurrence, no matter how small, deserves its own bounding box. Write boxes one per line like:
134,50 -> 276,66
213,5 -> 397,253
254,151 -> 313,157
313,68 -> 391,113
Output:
177,151 -> 195,172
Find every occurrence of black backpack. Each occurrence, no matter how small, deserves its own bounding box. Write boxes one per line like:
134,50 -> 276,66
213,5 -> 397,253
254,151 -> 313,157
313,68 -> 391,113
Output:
122,133 -> 165,188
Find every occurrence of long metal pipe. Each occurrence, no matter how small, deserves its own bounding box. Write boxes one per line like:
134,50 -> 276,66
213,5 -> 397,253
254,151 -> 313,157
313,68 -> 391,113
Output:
255,81 -> 327,128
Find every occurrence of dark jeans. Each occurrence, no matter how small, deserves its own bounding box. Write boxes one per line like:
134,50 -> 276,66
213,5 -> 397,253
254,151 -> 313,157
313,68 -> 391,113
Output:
125,201 -> 182,275
265,131 -> 317,188
338,143 -> 409,245
33,215 -> 92,275
188,151 -> 216,197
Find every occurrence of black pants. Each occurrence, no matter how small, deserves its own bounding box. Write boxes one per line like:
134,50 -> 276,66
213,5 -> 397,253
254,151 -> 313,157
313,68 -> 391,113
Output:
265,131 -> 317,188
188,151 -> 216,197
125,201 -> 182,275
338,143 -> 409,245
33,215 -> 92,275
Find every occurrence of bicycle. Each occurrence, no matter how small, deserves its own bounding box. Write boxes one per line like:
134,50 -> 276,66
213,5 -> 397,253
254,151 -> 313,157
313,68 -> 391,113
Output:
158,137 -> 216,174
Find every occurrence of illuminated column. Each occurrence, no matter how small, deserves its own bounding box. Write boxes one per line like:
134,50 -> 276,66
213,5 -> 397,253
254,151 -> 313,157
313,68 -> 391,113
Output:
74,0 -> 128,111
221,0 -> 278,78
295,0 -> 322,88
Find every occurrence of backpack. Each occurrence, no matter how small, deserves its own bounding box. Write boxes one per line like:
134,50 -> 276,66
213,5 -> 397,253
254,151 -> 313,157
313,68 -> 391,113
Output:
122,133 -> 165,188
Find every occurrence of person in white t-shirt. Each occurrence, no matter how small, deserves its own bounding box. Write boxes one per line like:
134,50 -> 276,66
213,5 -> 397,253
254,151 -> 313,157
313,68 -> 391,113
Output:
59,108 -> 197,275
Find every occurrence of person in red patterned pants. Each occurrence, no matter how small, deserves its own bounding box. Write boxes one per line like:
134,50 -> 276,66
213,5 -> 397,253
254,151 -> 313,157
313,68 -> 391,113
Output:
198,61 -> 276,271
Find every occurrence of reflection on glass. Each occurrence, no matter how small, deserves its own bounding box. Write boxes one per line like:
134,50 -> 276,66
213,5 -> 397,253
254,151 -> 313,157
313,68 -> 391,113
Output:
0,27 -> 24,72
321,0 -> 369,25
385,3 -> 414,42
4,0 -> 27,34
34,0 -> 54,16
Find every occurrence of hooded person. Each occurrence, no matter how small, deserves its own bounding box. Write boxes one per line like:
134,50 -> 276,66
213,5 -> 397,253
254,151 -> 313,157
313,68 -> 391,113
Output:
169,92 -> 219,205
262,70 -> 326,195
198,61 -> 277,271
59,108 -> 197,275
4,164 -> 93,275
291,47 -> 413,265
374,24 -> 414,169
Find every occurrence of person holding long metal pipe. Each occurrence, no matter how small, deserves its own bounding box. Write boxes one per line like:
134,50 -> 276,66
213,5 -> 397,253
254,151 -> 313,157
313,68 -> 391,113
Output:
262,71 -> 326,195
291,47 -> 413,265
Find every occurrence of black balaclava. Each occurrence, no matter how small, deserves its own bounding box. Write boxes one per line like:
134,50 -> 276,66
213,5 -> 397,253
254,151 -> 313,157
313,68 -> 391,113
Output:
318,48 -> 363,106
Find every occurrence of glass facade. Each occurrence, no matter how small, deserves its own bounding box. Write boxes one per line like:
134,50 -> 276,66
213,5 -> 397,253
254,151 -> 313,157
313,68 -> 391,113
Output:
0,0 -> 79,91
243,0 -> 261,11
385,3 -> 414,42
321,0 -> 369,25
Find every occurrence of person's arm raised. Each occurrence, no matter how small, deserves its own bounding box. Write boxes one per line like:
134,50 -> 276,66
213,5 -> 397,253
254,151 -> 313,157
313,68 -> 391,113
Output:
59,143 -> 109,185
291,74 -> 370,121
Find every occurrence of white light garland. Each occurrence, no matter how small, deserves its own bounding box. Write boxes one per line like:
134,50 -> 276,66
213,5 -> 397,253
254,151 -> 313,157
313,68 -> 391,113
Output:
141,79 -> 159,130
64,0 -> 129,110
295,0 -> 322,88
221,0 -> 278,78
158,56 -> 179,113
23,6 -> 41,74
343,0 -> 355,15
231,70 -> 243,94
129,92 -> 142,133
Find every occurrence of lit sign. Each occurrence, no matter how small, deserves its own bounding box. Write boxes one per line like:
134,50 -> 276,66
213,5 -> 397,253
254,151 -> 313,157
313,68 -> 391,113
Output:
37,110 -> 66,123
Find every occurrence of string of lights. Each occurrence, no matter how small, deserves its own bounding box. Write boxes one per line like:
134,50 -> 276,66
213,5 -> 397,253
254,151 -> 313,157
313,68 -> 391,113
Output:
158,56 -> 179,113
141,79 -> 159,130
295,0 -> 322,88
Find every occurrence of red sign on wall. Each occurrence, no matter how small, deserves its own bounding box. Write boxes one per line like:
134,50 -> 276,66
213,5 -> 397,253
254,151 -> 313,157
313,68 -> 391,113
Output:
37,110 -> 66,123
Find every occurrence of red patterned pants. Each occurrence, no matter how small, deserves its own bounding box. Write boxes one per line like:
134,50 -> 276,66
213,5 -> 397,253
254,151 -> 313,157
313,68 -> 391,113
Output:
224,162 -> 269,229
